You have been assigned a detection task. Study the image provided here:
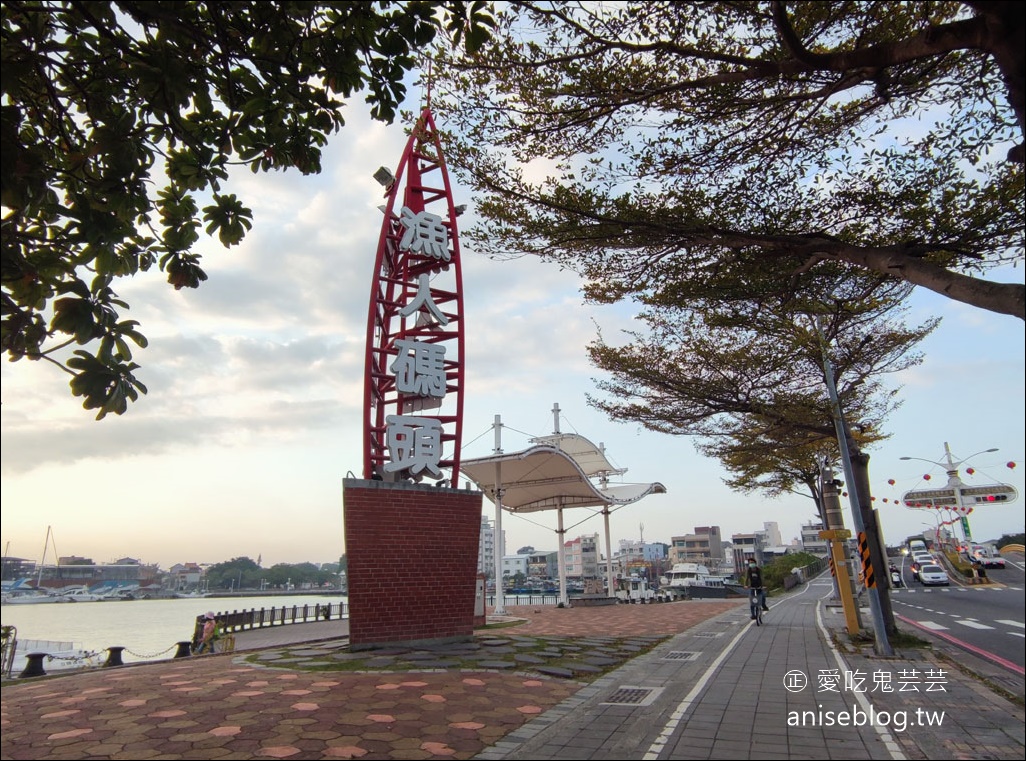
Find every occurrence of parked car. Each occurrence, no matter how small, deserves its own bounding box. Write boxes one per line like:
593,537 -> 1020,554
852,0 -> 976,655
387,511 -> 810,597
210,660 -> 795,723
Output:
918,564 -> 950,586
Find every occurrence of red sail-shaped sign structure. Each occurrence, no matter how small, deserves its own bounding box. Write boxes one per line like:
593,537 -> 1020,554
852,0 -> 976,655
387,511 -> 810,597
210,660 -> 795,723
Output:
363,108 -> 465,484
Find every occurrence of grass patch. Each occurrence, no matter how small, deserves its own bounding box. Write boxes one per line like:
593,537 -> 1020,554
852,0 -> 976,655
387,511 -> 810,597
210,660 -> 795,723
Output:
888,629 -> 931,649
475,620 -> 526,631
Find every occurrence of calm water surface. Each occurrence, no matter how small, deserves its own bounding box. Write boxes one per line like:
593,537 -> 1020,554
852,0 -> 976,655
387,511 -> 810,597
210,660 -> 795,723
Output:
1,594 -> 346,664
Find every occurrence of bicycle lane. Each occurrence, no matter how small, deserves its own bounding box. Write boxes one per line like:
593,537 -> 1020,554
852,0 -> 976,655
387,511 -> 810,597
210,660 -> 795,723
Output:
650,578 -> 904,760
485,579 -> 903,760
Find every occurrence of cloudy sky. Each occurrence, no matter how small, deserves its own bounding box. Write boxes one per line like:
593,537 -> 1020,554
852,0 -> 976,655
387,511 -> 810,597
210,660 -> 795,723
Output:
2,88 -> 1023,572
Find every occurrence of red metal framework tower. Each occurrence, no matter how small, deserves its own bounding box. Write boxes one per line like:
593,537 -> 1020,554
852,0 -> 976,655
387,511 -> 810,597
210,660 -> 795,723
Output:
362,107 -> 465,483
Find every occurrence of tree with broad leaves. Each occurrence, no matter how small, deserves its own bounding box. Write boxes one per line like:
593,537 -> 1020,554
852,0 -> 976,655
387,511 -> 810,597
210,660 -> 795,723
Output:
1,0 -> 495,418
432,1 -> 1024,319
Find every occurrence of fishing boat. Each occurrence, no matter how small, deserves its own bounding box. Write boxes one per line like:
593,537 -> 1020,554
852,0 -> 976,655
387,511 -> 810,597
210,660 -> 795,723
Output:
660,563 -> 736,599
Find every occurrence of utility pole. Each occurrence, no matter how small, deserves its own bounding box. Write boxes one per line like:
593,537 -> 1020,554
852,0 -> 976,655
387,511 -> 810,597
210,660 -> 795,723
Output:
814,318 -> 894,655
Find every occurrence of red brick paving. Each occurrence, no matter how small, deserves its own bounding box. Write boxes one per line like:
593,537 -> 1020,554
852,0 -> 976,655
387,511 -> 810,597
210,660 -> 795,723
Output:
1,601 -> 743,760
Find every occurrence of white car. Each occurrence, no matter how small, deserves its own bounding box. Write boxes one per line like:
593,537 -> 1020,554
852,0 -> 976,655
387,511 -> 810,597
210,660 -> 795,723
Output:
918,564 -> 950,586
910,553 -> 935,580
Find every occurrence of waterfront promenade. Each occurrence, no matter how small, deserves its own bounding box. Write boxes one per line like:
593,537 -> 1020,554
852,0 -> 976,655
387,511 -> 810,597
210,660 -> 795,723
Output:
1,577 -> 1023,759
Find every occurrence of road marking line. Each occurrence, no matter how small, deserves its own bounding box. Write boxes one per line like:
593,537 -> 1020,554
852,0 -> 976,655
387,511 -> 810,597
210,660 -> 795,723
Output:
916,621 -> 950,631
955,619 -> 995,630
996,620 -> 1025,629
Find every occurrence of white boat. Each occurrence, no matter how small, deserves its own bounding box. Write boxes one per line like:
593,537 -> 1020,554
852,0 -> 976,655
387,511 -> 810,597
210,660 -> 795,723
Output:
1,590 -> 67,605
5,638 -> 102,676
613,574 -> 668,603
659,563 -> 732,599
59,587 -> 106,602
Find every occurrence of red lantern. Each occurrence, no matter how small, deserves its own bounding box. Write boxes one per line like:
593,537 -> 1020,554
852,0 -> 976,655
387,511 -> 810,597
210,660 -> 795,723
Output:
923,474 -> 931,481
887,478 -> 895,486
966,467 -> 974,475
1008,461 -> 1017,470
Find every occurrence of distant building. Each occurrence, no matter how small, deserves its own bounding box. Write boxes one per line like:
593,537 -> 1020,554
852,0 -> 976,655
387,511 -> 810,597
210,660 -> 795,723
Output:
800,520 -> 829,556
478,515 -> 503,578
527,552 -> 558,580
32,558 -> 160,591
612,539 -> 668,580
168,562 -> 203,591
0,556 -> 34,583
756,522 -> 782,548
670,526 -> 723,564
730,532 -> 763,574
564,534 -> 599,579
500,554 -> 530,580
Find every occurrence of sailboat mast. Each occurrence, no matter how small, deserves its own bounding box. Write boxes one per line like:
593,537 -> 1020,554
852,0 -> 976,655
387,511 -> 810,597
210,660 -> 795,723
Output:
37,525 -> 57,587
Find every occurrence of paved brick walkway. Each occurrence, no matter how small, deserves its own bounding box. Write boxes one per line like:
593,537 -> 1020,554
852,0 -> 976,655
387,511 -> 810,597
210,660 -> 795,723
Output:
0,601 -> 740,760
3,591 -> 1023,760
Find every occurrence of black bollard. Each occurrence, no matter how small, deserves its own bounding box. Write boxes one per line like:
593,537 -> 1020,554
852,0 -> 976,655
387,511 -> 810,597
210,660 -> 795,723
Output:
174,641 -> 193,658
19,652 -> 47,678
103,646 -> 125,667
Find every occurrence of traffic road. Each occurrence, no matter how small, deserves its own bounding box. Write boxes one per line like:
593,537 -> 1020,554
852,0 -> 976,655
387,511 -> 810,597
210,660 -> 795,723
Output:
889,552 -> 1025,671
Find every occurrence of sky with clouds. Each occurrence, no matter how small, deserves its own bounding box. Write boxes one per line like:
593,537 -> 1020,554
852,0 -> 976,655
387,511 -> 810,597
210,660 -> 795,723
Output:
2,87 -> 1023,572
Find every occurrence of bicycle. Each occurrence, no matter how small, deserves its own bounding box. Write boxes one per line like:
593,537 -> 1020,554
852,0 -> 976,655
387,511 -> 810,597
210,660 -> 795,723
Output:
749,587 -> 766,626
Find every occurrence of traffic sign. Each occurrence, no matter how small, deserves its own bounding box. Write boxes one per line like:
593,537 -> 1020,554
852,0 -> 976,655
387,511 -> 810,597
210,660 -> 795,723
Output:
819,529 -> 852,540
901,483 -> 1018,507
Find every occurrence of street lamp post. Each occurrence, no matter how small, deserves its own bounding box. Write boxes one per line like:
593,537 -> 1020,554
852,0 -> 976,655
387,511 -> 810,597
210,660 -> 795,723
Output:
901,443 -> 998,549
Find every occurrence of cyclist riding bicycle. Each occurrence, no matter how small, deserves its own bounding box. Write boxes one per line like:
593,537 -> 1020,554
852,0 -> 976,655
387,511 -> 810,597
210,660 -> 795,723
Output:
744,559 -> 768,619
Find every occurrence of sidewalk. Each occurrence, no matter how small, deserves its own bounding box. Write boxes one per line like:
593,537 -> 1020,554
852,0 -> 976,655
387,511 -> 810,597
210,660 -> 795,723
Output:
1,580 -> 1022,760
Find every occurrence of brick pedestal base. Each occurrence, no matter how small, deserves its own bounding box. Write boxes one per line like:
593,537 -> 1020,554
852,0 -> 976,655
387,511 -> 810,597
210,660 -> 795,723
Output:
343,479 -> 482,650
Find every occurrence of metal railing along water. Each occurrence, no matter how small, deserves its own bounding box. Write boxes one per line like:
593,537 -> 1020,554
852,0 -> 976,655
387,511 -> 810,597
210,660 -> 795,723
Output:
199,601 -> 349,638
486,593 -> 560,607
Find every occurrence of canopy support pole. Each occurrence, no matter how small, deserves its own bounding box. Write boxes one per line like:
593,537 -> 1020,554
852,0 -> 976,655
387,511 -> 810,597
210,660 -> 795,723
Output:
492,415 -> 507,616
556,503 -> 568,607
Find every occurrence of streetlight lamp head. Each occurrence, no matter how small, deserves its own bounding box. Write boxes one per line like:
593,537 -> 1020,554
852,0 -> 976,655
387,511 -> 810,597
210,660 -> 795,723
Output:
373,166 -> 396,188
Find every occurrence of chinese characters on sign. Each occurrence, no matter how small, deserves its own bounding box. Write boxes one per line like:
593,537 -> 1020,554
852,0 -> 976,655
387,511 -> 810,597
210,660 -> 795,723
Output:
382,203 -> 453,478
399,207 -> 451,262
782,668 -> 947,693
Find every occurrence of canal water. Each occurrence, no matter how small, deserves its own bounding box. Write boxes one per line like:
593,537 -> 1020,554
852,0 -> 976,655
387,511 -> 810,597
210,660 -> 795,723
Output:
1,594 -> 346,665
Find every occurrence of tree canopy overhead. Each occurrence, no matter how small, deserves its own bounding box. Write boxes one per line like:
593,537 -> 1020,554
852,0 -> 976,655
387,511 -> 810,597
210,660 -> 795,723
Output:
433,1 -> 1024,319
587,272 -> 936,488
1,0 -> 494,418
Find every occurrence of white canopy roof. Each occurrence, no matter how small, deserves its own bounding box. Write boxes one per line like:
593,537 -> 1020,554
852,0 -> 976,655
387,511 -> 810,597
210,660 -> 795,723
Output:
460,433 -> 666,514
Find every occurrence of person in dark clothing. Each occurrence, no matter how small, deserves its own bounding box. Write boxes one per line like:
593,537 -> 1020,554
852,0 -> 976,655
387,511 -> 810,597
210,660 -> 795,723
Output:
745,559 -> 768,616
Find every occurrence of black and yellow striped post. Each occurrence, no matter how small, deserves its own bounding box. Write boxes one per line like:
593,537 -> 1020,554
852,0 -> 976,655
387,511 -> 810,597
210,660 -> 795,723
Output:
858,531 -> 876,589
820,529 -> 860,634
